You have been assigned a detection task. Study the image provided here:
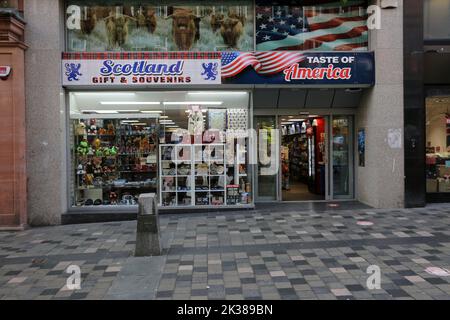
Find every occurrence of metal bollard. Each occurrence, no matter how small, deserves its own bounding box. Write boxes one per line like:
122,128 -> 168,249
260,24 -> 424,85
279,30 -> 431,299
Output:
134,193 -> 161,256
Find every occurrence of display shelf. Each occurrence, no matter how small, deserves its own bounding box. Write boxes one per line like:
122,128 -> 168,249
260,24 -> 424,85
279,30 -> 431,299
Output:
159,143 -> 252,208
73,118 -> 158,207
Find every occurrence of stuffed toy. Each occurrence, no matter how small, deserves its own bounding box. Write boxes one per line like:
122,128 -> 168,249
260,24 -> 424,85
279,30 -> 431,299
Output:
77,140 -> 89,155
93,138 -> 101,149
109,191 -> 118,205
93,163 -> 102,174
140,137 -> 150,152
88,119 -> 97,135
103,147 -> 111,156
84,174 -> 94,186
109,146 -> 118,156
76,164 -> 85,175
95,148 -> 104,157
75,122 -> 87,136
107,123 -> 115,135
98,128 -> 107,135
87,147 -> 94,156
92,156 -> 102,166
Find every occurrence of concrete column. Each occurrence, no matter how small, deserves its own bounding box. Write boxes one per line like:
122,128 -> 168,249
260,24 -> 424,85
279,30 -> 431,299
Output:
356,1 -> 405,208
0,9 -> 27,229
24,0 -> 66,225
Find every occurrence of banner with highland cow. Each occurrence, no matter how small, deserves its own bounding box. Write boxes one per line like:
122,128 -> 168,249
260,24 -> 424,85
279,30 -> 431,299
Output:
65,0 -> 254,52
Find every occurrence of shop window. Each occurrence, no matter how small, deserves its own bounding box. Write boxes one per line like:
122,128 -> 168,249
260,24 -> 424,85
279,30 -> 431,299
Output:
426,96 -> 450,193
424,0 -> 450,41
65,0 -> 254,52
69,91 -> 252,209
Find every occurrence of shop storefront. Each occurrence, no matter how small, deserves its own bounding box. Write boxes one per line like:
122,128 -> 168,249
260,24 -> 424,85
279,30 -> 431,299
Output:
58,0 -> 375,216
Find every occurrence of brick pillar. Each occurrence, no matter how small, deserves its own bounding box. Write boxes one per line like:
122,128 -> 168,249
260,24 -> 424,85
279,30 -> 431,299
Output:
0,9 -> 27,230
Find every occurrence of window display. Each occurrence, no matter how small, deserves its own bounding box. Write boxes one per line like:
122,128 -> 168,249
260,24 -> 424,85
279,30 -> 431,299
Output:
159,107 -> 252,208
69,90 -> 252,209
71,117 -> 158,207
426,96 -> 450,193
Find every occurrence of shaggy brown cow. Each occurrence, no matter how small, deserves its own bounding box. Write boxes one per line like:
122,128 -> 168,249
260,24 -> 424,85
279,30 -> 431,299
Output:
137,8 -> 157,34
167,8 -> 202,51
228,10 -> 246,26
220,17 -> 244,49
80,7 -> 97,35
105,14 -> 133,49
210,13 -> 224,33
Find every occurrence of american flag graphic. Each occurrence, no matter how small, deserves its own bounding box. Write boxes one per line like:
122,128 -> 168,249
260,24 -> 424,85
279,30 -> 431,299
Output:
255,0 -> 368,51
221,51 -> 305,78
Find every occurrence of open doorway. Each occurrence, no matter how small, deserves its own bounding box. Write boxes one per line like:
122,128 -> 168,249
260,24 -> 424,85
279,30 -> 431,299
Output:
280,116 -> 326,201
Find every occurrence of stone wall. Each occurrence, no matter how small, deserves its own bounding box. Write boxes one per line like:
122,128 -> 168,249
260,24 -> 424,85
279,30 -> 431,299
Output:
356,1 -> 405,208
24,0 -> 66,225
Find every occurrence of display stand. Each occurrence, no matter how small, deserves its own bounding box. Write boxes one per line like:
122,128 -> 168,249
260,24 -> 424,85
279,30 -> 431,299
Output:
159,143 -> 253,208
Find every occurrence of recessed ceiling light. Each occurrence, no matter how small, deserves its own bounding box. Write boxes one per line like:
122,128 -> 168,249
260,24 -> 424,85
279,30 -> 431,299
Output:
290,119 -> 306,122
116,110 -> 139,113
185,110 -> 208,113
80,110 -> 119,114
100,102 -> 160,105
141,110 -> 163,113
163,101 -> 223,105
187,92 -> 247,95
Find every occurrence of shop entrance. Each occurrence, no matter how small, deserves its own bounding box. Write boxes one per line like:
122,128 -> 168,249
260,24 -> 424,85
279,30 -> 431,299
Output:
255,114 -> 354,202
280,115 -> 326,201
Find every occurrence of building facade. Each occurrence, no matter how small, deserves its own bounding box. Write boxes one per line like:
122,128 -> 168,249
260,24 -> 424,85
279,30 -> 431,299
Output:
1,0 -> 447,228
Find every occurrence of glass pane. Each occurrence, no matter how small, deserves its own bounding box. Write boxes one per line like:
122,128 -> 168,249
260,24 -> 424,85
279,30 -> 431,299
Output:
332,116 -> 352,198
424,0 -> 450,40
65,0 -> 254,52
255,116 -> 277,200
255,1 -> 368,51
69,91 -> 252,208
426,96 -> 450,193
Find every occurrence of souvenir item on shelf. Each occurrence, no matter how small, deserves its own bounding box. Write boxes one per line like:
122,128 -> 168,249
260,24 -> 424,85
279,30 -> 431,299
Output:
76,164 -> 85,175
208,109 -> 226,131
188,106 -> 204,136
107,123 -> 115,135
227,108 -> 248,130
85,174 -> 94,186
196,163 -> 208,175
178,164 -> 191,175
93,138 -> 101,149
75,122 -> 87,136
88,119 -> 97,135
77,140 -> 89,155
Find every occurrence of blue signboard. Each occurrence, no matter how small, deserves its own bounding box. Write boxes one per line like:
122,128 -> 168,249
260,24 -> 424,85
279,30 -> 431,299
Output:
221,51 -> 375,86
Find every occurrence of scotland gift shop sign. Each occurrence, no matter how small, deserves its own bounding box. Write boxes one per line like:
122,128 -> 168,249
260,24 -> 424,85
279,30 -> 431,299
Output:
62,52 -> 221,86
62,51 -> 374,87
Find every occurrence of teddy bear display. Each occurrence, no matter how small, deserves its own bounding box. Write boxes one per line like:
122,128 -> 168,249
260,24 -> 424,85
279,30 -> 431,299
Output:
75,118 -> 157,207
